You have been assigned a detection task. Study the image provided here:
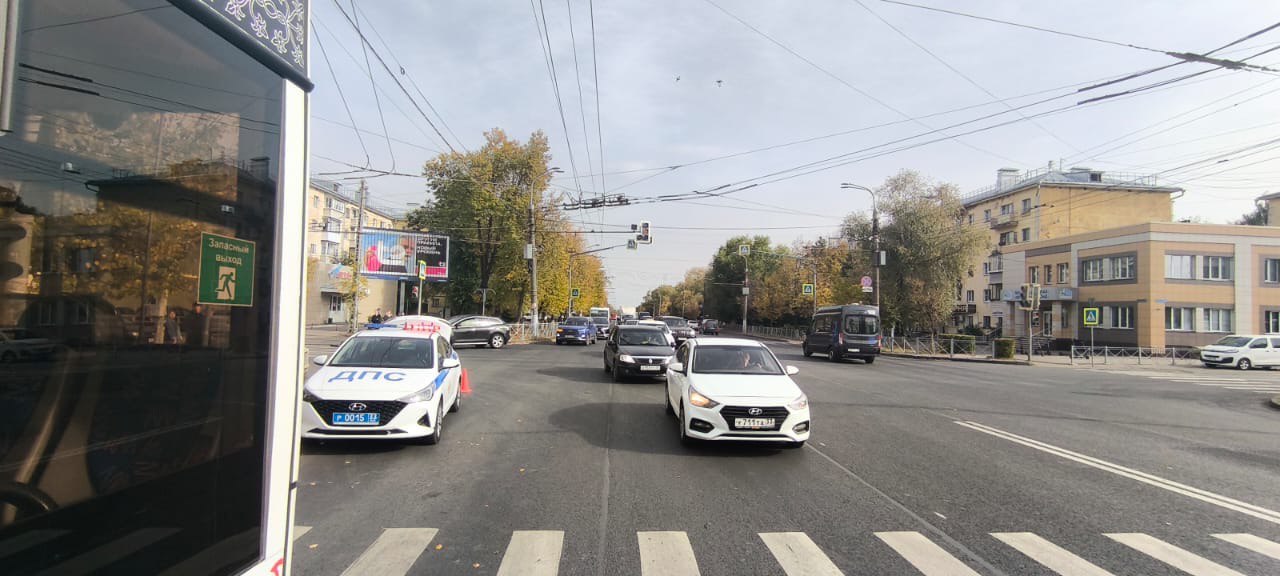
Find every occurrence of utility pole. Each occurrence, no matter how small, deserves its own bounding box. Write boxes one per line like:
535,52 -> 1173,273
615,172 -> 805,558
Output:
741,246 -> 750,333
567,254 -> 574,316
841,183 -> 880,309
352,179 -> 367,331
527,167 -> 562,337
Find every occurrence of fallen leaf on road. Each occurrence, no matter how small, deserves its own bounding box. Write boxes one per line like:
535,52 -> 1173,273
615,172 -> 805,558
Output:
519,468 -> 525,473
308,544 -> 318,549
344,461 -> 351,465
473,563 -> 481,568
435,544 -> 443,550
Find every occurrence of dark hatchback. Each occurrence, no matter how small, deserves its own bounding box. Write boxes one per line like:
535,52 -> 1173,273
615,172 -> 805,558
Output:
603,326 -> 675,381
448,315 -> 513,349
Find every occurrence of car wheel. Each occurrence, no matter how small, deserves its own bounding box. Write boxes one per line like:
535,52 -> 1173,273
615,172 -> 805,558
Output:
612,363 -> 622,382
665,389 -> 675,416
1237,358 -> 1252,371
863,357 -> 875,365
802,344 -> 812,357
423,403 -> 443,445
677,404 -> 692,445
450,385 -> 461,413
828,347 -> 839,362
604,356 -> 612,373
489,334 -> 506,349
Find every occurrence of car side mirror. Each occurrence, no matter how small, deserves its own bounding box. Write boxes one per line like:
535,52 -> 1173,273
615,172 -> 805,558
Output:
441,357 -> 460,369
669,362 -> 684,373
312,355 -> 328,366
785,365 -> 800,375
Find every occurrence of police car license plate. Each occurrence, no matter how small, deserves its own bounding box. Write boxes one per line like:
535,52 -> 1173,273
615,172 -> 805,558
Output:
639,365 -> 660,372
332,413 -> 380,426
735,418 -> 775,429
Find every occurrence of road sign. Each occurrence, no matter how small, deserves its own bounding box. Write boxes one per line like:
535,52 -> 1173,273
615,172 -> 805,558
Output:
417,260 -> 427,281
860,275 -> 872,288
861,286 -> 873,293
738,244 -> 750,256
801,283 -> 814,295
627,239 -> 638,250
198,232 -> 255,307
571,288 -> 580,298
742,286 -> 750,295
1083,307 -> 1100,326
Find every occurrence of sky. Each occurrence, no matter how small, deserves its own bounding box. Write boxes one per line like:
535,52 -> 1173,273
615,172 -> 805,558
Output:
308,0 -> 1280,307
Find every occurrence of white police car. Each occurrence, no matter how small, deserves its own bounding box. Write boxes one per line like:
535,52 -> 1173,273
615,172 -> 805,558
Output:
302,319 -> 462,444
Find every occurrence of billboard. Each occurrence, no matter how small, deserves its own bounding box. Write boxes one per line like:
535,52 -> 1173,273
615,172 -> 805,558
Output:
358,230 -> 449,281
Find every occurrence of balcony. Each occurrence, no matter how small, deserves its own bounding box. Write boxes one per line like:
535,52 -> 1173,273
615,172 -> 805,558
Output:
989,213 -> 1018,229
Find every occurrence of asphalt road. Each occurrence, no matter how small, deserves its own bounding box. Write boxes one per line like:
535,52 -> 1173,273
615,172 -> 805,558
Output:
292,335 -> 1280,575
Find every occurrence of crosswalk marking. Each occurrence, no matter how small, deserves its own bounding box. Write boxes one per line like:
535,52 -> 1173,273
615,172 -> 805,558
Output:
496,530 -> 564,576
1105,533 -> 1245,576
875,531 -> 980,576
1123,371 -> 1280,394
759,532 -> 843,576
294,526 -> 312,541
0,529 -> 68,560
1213,533 -> 1280,561
638,531 -> 701,576
33,527 -> 179,576
340,528 -> 437,576
991,532 -> 1114,576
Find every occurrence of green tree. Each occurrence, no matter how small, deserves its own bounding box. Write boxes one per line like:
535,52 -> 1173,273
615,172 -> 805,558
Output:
1234,202 -> 1268,226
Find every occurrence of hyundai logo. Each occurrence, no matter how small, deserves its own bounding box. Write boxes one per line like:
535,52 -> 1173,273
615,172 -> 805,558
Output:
348,402 -> 368,412
748,407 -> 764,416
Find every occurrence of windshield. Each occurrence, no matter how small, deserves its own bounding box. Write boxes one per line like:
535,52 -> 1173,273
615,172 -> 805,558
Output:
1214,336 -> 1251,347
591,317 -> 610,325
661,317 -> 687,328
692,345 -> 783,375
564,317 -> 590,326
329,337 -> 435,369
844,315 -> 879,335
617,329 -> 669,346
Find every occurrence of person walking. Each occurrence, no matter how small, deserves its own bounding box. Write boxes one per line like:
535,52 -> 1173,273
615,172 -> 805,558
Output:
164,310 -> 183,345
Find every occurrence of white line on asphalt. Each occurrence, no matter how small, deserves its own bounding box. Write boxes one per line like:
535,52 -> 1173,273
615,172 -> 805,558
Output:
1190,382 -> 1279,387
1224,387 -> 1280,392
759,532 -> 844,576
955,421 -> 1280,525
875,531 -> 981,576
1106,533 -> 1245,576
1164,377 -> 1248,382
293,526 -> 312,541
497,530 -> 564,576
340,528 -> 437,576
33,528 -> 179,576
1213,533 -> 1280,561
991,532 -> 1114,576
0,529 -> 68,560
638,531 -> 701,576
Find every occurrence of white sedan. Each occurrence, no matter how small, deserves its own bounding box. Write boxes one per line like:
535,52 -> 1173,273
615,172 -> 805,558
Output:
302,322 -> 462,444
665,338 -> 810,448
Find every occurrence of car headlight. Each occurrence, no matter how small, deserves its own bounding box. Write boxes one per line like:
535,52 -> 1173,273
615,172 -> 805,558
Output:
618,354 -> 635,363
398,384 -> 436,404
302,388 -> 320,403
689,387 -> 719,408
556,328 -> 564,334
788,394 -> 809,411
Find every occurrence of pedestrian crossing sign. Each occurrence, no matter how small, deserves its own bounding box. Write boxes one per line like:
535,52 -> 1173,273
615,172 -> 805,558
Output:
1083,307 -> 1100,326
802,283 -> 814,295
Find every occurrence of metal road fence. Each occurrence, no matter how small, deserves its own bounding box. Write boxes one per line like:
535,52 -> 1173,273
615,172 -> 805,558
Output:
882,336 -> 994,359
1069,345 -> 1201,366
743,325 -> 808,341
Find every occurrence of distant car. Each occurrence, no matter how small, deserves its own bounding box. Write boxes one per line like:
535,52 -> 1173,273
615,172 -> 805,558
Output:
621,314 -> 637,322
660,316 -> 696,343
638,312 -> 653,320
603,325 -> 675,381
447,315 -> 512,349
699,319 -> 720,336
621,319 -> 640,326
0,328 -> 57,362
302,326 -> 462,444
590,315 -> 612,339
637,319 -> 677,346
665,338 -> 809,447
556,317 -> 598,345
1201,335 -> 1280,370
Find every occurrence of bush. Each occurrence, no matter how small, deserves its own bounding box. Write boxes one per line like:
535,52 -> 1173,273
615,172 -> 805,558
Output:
961,325 -> 984,336
939,334 -> 976,354
994,338 -> 1015,359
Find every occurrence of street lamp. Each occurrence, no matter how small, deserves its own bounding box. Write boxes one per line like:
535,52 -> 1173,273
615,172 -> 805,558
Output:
841,183 -> 880,309
529,166 -> 563,337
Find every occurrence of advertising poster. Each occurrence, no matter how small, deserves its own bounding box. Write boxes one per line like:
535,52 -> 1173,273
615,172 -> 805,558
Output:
359,230 -> 450,281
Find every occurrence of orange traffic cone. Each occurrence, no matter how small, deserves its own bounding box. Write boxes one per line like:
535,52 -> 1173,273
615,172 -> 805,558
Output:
460,368 -> 473,396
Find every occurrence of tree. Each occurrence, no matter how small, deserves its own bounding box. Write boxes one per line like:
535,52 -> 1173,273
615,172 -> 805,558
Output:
843,170 -> 989,333
1234,202 -> 1268,226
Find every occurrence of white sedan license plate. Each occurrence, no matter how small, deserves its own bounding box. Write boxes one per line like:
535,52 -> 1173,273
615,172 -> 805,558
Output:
332,412 -> 380,426
639,365 -> 660,372
734,418 -> 775,429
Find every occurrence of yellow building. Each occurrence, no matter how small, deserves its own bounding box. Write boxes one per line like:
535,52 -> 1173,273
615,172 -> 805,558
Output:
303,180 -> 404,325
999,222 -> 1280,350
956,166 -> 1181,333
1260,191 -> 1280,226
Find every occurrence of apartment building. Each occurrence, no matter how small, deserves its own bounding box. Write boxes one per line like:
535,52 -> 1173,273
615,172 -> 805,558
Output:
996,222 -> 1280,349
955,166 -> 1182,332
1261,191 -> 1280,225
304,180 -> 403,325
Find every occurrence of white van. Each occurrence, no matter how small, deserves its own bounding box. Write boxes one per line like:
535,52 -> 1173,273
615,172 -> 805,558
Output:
1200,335 -> 1280,370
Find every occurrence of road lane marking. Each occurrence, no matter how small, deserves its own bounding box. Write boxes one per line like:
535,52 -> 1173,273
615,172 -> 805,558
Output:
991,532 -> 1114,576
293,526 -> 312,541
1213,533 -> 1280,560
1224,387 -> 1280,392
497,530 -> 564,576
33,527 -> 179,576
340,528 -> 437,576
638,531 -> 701,576
875,531 -> 981,576
759,532 -> 843,576
0,529 -> 68,560
1105,533 -> 1245,576
955,421 -> 1280,525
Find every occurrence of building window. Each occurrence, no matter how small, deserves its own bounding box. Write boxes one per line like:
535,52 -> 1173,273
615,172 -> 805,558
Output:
1203,308 -> 1232,332
1021,198 -> 1032,213
1265,258 -> 1280,283
1112,256 -> 1135,280
322,241 -> 340,257
1043,265 -> 1052,285
1104,305 -> 1133,329
968,214 -> 973,224
1001,203 -> 1013,215
983,209 -> 991,221
325,197 -> 334,209
999,231 -> 1016,246
983,262 -> 990,275
1083,258 -> 1105,282
1165,307 -> 1194,331
983,316 -> 992,328
312,195 -> 320,208
1202,256 -> 1233,281
1060,307 -> 1070,329
1029,267 -> 1039,284
1266,311 -> 1280,333
1165,254 -> 1194,279
966,290 -> 975,303
982,287 -> 990,302
1057,263 -> 1069,284
310,243 -> 317,255
1020,228 -> 1030,242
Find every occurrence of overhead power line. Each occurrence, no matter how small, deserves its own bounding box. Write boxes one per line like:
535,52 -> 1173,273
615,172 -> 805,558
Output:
529,0 -> 589,204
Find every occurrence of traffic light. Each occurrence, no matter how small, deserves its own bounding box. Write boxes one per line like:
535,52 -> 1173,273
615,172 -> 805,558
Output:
637,221 -> 652,244
1019,283 -> 1032,310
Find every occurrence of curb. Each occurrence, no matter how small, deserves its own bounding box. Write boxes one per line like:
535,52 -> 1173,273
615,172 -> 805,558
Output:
881,351 -> 1031,366
1270,396 -> 1280,410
